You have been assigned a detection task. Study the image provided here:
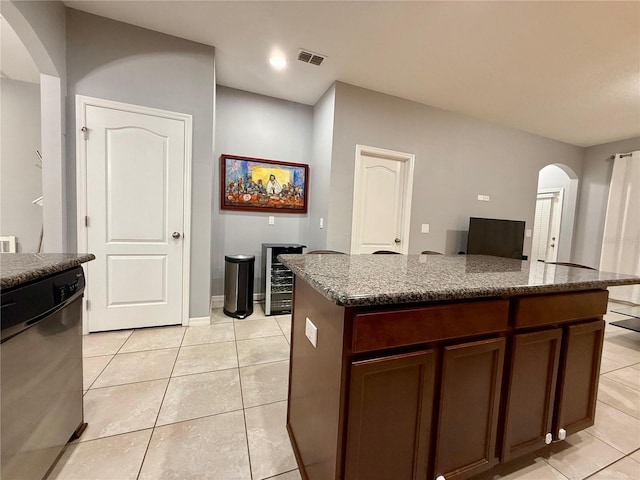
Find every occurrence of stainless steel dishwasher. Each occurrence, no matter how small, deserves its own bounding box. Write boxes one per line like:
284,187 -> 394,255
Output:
1,266 -> 86,480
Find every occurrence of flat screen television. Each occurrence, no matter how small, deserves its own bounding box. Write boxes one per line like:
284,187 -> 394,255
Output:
466,217 -> 526,260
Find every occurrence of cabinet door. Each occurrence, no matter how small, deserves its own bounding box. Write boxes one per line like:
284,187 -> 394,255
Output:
554,320 -> 605,437
502,329 -> 562,461
345,350 -> 436,480
433,338 -> 505,480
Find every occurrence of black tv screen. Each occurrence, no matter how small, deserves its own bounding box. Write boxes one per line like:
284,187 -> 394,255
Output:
466,217 -> 526,260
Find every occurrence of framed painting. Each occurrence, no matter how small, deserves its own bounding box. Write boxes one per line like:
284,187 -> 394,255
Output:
220,154 -> 309,213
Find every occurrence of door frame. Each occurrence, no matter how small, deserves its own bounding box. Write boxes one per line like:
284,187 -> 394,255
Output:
350,144 -> 415,254
533,187 -> 564,263
75,95 -> 193,333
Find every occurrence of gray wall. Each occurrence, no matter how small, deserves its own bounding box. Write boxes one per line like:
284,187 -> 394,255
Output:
572,136 -> 640,268
0,78 -> 42,252
212,86 -> 313,295
537,164 -> 578,262
306,84 -> 336,251
66,9 -> 215,319
328,82 -> 584,256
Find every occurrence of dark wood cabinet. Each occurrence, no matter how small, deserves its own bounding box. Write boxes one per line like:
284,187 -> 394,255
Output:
554,320 -> 605,438
502,317 -> 605,463
433,338 -> 505,480
502,328 -> 562,461
345,351 -> 436,480
286,280 -> 610,480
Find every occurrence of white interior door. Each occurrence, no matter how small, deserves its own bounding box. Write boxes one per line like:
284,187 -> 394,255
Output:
77,97 -> 191,332
351,145 -> 414,254
531,189 -> 563,263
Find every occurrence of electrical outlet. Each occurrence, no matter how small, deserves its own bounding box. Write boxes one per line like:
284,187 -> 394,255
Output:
421,223 -> 430,234
305,317 -> 318,348
268,216 -> 275,225
484,195 -> 490,202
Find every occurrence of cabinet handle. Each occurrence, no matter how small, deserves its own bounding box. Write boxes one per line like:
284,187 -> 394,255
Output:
545,432 -> 553,444
558,428 -> 567,440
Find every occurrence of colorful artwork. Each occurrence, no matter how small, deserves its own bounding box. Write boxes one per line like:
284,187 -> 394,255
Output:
220,155 -> 309,213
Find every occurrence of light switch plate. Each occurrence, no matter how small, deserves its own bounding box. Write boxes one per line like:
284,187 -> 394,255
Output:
525,229 -> 532,238
305,317 -> 318,348
421,223 -> 430,234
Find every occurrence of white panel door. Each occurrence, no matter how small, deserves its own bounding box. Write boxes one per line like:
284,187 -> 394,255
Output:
351,146 -> 414,254
531,189 -> 563,263
83,102 -> 189,331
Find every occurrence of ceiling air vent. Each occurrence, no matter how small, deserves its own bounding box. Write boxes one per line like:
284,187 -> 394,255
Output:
298,49 -> 326,66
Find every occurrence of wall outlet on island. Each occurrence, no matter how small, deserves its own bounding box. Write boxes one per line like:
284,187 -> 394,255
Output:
268,216 -> 275,225
305,317 -> 318,348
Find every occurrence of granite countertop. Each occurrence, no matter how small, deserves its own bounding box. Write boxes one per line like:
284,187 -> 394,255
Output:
0,253 -> 96,290
279,254 -> 640,307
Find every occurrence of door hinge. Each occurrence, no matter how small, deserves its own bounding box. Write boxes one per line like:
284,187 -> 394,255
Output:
85,216 -> 89,227
81,126 -> 89,140
86,299 -> 91,310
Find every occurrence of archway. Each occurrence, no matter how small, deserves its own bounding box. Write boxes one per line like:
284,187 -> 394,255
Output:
1,1 -> 67,252
0,14 -> 42,252
531,164 -> 579,263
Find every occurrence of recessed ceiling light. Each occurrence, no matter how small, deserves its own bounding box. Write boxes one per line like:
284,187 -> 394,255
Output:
269,55 -> 287,70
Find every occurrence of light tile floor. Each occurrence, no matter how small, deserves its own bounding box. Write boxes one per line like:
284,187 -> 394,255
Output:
46,303 -> 640,480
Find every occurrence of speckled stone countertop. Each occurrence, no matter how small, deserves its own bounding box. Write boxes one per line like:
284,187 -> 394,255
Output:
278,254 -> 640,307
0,253 -> 95,290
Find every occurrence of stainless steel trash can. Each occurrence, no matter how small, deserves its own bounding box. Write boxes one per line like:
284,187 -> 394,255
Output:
223,255 -> 255,318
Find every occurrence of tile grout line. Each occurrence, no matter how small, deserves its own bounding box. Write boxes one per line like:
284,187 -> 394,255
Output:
600,379 -> 640,395
134,327 -> 187,480
232,320 -> 256,480
84,354 -> 116,391
600,373 -> 640,394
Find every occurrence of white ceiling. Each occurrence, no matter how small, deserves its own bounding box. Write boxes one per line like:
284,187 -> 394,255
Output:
0,14 -> 40,84
64,1 -> 640,147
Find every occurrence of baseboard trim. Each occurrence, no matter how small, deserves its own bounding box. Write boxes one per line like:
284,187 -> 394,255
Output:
189,316 -> 211,326
211,293 -> 265,309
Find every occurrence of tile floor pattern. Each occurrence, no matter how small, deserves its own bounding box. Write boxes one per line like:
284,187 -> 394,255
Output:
46,303 -> 640,480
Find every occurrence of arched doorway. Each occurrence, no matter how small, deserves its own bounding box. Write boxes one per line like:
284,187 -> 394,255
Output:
1,2 -> 67,252
0,14 -> 42,252
531,164 -> 578,263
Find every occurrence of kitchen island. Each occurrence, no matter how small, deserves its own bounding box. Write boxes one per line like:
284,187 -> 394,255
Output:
278,254 -> 640,480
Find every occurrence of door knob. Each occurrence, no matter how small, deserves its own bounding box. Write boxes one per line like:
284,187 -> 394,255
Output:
394,238 -> 401,244
172,232 -> 181,239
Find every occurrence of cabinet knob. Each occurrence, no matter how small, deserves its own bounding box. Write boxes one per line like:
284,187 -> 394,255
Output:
558,428 -> 567,440
545,432 -> 553,444
435,476 -> 446,480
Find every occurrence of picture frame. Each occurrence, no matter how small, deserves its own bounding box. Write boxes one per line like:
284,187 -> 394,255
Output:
220,154 -> 309,213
